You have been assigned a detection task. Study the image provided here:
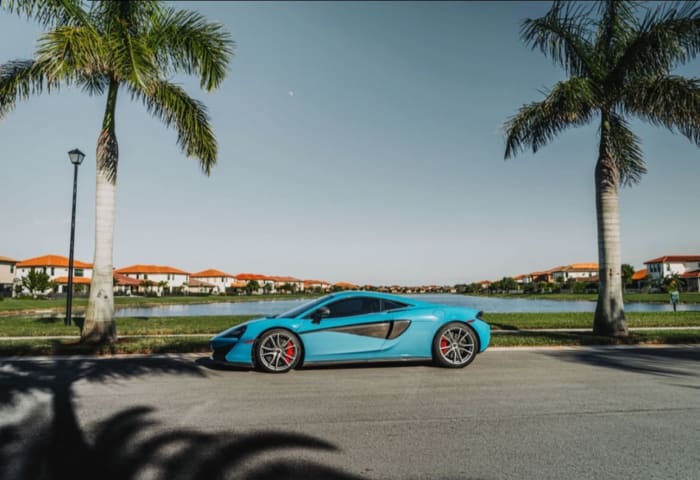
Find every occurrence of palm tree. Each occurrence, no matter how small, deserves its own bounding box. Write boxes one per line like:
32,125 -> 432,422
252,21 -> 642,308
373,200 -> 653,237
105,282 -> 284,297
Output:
0,0 -> 233,343
504,0 -> 700,336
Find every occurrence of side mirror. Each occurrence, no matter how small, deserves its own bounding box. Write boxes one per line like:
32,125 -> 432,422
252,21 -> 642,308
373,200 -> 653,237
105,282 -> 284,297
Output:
311,306 -> 330,324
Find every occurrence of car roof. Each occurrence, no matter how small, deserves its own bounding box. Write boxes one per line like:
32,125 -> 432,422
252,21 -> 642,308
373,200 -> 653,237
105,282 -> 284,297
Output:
327,290 -> 431,306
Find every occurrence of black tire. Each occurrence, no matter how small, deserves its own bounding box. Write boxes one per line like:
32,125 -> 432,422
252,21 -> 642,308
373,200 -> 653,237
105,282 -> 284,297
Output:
254,329 -> 302,373
432,322 -> 478,368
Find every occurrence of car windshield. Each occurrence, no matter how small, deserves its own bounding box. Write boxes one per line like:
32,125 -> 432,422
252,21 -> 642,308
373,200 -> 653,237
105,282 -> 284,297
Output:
275,294 -> 335,318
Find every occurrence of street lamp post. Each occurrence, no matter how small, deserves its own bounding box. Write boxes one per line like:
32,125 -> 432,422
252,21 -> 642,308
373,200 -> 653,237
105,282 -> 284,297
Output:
66,148 -> 85,327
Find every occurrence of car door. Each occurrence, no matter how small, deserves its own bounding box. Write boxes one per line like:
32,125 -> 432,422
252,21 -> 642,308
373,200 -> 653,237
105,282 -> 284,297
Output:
298,296 -> 391,362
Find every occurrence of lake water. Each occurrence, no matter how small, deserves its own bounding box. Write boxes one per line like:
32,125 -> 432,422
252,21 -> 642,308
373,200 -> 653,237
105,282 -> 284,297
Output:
114,294 -> 699,317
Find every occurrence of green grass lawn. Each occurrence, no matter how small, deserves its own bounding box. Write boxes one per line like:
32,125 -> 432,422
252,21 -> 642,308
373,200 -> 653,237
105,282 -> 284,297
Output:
0,336 -> 212,356
490,330 -> 700,347
487,311 -> 700,330
0,315 -> 255,337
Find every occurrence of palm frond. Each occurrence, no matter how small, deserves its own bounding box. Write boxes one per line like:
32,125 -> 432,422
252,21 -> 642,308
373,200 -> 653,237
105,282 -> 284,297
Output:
607,113 -> 646,186
35,25 -> 107,80
622,75 -> 700,146
594,0 -> 639,61
0,59 -> 59,119
77,73 -> 109,96
148,7 -> 234,91
610,1 -> 700,85
1,0 -> 89,27
89,0 -> 162,36
129,79 -> 217,174
106,23 -> 157,87
504,77 -> 597,159
520,0 -> 596,78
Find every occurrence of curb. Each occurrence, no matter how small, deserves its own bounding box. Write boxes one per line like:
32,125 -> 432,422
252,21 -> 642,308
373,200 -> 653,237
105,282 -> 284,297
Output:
486,344 -> 700,352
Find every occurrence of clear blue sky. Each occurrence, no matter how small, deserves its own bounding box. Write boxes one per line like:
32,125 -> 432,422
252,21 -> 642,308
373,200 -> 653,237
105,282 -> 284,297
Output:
1,1 -> 698,285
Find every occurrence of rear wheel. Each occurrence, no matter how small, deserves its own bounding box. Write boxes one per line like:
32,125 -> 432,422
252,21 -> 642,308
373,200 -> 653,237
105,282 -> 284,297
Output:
433,322 -> 478,368
254,329 -> 301,373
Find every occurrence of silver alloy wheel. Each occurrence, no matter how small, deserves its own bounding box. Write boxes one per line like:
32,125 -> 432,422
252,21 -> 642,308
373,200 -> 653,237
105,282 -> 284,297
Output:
258,331 -> 299,372
437,325 -> 475,366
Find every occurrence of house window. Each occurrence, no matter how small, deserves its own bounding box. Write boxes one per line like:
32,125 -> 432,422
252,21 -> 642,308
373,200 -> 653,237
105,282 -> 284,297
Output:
75,269 -> 84,277
10,265 -> 14,273
144,274 -> 148,280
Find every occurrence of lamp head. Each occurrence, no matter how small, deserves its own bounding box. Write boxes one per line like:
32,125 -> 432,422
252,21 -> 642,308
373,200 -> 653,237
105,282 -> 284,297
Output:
68,148 -> 85,166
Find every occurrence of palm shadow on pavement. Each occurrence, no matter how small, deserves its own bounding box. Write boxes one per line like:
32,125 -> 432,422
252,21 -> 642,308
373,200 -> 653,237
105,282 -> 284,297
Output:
0,356 -> 366,480
543,347 -> 700,377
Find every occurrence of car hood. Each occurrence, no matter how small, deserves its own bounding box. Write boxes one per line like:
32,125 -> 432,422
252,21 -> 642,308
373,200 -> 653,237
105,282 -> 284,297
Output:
214,315 -> 278,338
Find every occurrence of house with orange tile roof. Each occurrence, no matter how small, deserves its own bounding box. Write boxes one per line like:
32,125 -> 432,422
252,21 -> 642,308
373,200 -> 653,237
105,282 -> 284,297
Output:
234,273 -> 274,293
551,263 -> 599,282
15,254 -> 93,295
268,275 -> 304,292
115,264 -> 189,295
185,278 -> 219,294
681,270 -> 700,292
303,279 -> 331,292
644,255 -> 700,282
0,256 -> 17,297
630,269 -> 648,289
529,267 -> 562,284
334,281 -> 359,290
113,273 -> 141,295
191,269 -> 238,294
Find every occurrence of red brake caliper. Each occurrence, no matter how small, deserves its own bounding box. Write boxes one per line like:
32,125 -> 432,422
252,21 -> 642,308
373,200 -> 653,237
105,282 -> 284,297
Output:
284,341 -> 295,364
440,337 -> 449,353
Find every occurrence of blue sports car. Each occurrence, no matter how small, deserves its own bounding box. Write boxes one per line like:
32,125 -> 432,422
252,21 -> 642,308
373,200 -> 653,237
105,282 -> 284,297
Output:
210,291 -> 490,373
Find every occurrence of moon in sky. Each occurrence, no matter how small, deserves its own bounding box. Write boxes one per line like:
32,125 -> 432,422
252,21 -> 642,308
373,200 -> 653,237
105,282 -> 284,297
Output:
288,90 -> 294,97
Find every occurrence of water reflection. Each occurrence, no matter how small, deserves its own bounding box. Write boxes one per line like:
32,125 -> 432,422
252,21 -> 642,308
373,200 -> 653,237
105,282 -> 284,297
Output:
114,294 -> 699,318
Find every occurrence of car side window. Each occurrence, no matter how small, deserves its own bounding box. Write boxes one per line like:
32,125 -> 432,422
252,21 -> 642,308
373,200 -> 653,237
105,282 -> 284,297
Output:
381,299 -> 408,311
323,297 -> 381,318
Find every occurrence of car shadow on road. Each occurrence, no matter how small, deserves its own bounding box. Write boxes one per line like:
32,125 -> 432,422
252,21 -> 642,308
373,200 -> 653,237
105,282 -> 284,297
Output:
0,357 -> 370,480
544,347 -> 700,377
195,355 -> 435,373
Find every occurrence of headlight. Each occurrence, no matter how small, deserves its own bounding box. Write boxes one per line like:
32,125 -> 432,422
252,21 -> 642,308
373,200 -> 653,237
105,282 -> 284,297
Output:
222,325 -> 247,339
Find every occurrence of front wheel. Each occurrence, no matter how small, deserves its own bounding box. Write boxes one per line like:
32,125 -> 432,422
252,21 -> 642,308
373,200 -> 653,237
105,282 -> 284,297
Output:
254,329 -> 301,373
433,322 -> 478,368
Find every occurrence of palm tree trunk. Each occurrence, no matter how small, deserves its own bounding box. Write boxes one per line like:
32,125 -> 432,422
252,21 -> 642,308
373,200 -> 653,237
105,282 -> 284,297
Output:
593,114 -> 628,337
82,79 -> 119,343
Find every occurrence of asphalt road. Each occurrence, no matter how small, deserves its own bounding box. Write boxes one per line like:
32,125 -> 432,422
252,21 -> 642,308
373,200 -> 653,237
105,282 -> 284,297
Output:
1,347 -> 698,480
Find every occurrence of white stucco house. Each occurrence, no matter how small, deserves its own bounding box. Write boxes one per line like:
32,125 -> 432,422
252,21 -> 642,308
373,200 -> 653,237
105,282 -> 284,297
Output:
269,275 -> 305,292
15,254 -> 93,295
190,269 -> 238,294
115,264 -> 189,295
551,263 -> 599,282
235,273 -> 275,293
0,256 -> 17,297
644,255 -> 700,281
303,279 -> 331,292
